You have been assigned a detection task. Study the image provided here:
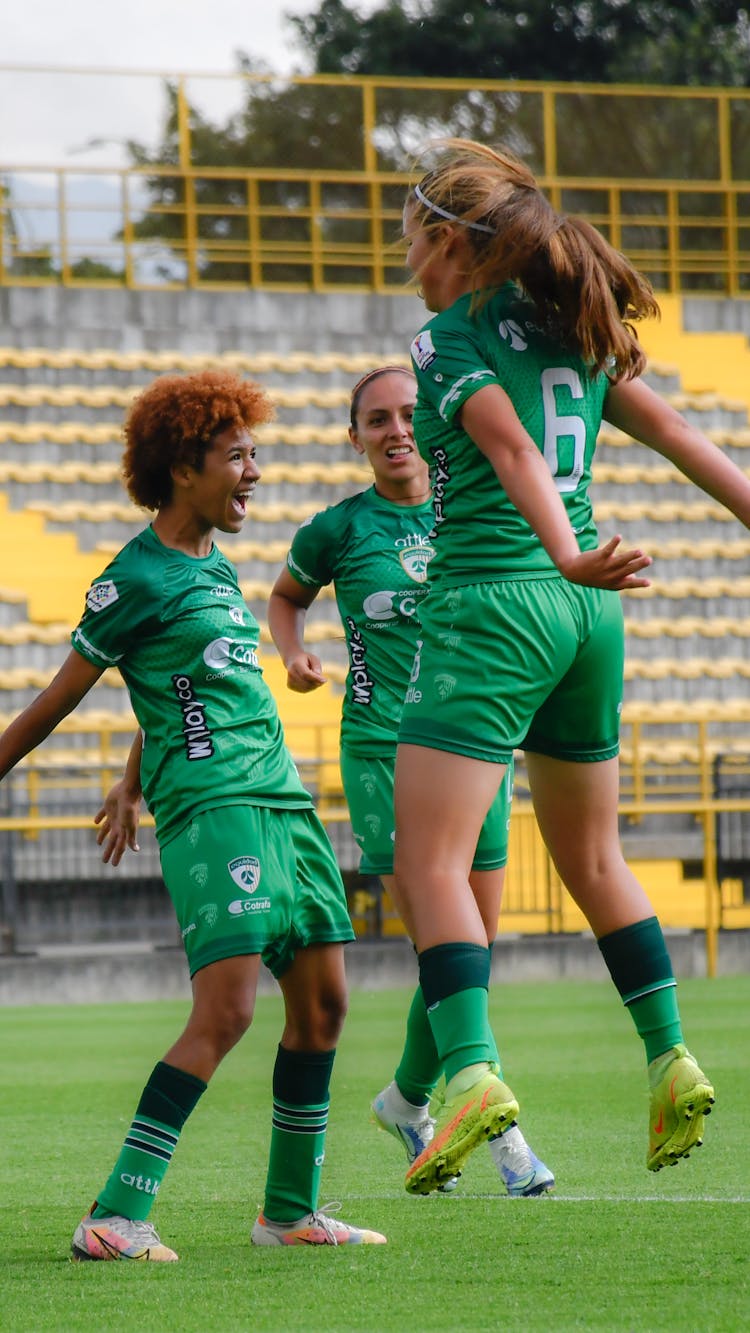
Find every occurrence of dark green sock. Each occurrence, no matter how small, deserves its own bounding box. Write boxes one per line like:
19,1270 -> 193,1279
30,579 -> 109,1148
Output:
263,1046 -> 335,1224
93,1061 -> 207,1221
597,916 -> 684,1063
418,943 -> 498,1084
394,986 -> 442,1105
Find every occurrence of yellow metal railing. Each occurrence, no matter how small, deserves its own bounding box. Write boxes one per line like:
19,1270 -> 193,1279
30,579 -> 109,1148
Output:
2,710 -> 750,968
2,69 -> 750,294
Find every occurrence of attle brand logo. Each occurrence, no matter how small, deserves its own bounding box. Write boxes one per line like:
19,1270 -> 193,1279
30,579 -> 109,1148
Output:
227,856 -> 261,893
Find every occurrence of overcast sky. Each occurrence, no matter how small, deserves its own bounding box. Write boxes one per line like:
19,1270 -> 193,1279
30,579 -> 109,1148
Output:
0,0 -> 342,163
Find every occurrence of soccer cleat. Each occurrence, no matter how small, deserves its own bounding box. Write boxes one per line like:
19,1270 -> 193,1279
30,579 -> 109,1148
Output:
489,1126 -> 556,1197
405,1068 -> 519,1196
71,1205 -> 178,1261
647,1044 -> 715,1172
251,1206 -> 386,1246
371,1083 -> 458,1193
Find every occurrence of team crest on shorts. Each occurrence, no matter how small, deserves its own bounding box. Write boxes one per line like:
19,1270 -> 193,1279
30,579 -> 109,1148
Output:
85,580 -> 119,613
434,673 -> 458,701
198,902 -> 218,928
190,862 -> 209,889
228,855 -> 261,893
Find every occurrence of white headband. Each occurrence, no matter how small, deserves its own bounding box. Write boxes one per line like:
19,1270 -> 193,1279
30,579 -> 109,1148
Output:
413,182 -> 496,235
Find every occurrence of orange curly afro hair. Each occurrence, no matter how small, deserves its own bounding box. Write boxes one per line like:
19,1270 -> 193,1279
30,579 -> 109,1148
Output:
123,369 -> 274,511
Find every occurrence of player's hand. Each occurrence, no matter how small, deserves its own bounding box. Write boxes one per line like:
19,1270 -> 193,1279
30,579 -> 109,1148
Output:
558,535 -> 652,591
94,779 -> 142,865
285,652 -> 327,693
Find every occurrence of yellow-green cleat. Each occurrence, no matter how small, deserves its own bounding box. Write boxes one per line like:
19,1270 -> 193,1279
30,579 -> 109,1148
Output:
405,1068 -> 519,1196
647,1044 -> 715,1172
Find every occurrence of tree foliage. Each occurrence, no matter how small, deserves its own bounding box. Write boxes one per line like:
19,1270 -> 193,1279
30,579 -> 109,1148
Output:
290,0 -> 750,86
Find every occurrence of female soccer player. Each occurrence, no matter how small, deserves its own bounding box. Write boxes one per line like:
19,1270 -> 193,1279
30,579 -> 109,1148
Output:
268,364 -> 554,1197
0,370 -> 386,1256
389,138 -> 750,1194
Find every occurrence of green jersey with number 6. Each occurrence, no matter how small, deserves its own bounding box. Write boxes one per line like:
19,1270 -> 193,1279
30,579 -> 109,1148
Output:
286,488 -> 436,756
410,282 -> 609,586
72,525 -> 311,844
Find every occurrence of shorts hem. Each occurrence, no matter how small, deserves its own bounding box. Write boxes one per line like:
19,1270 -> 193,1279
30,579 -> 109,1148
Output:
398,724 -> 513,765
471,854 -> 508,872
522,740 -> 620,763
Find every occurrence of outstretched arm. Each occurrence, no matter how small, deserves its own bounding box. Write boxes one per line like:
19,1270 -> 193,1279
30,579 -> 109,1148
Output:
461,383 -> 652,590
0,649 -> 104,782
268,567 -> 328,692
94,730 -> 143,865
605,376 -> 750,527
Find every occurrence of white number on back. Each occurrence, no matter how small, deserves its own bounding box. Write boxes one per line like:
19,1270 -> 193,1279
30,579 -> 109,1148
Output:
541,367 -> 586,493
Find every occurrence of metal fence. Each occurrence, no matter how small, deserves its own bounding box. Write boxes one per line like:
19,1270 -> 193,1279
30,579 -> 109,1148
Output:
2,68 -> 750,293
2,711 -> 750,973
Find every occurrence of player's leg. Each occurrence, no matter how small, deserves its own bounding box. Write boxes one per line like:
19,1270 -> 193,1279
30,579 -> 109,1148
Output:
251,810 -> 385,1246
527,750 -> 714,1170
72,953 -> 259,1262
393,744 -> 519,1194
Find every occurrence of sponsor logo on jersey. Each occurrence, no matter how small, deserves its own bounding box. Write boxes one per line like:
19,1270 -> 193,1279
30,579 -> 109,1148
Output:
203,636 -> 259,673
182,921 -> 196,938
430,446 -> 450,530
227,855 -> 261,893
86,579 -> 119,613
210,584 -> 235,598
411,328 -> 437,370
172,675 -> 215,760
498,318 -> 528,351
189,862 -> 209,889
198,902 -> 219,928
346,617 -> 374,705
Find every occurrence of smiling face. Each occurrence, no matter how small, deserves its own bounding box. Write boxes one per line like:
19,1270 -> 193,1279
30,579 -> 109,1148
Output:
181,424 -> 261,535
349,370 -> 429,501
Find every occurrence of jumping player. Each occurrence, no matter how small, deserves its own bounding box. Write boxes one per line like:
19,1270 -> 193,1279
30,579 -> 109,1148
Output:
0,370 -> 386,1255
388,138 -> 750,1193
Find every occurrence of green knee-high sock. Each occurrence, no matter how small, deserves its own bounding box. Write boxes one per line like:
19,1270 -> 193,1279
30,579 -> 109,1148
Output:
394,986 -> 442,1105
418,943 -> 499,1085
264,1046 -> 335,1224
597,916 -> 684,1064
93,1061 -> 207,1221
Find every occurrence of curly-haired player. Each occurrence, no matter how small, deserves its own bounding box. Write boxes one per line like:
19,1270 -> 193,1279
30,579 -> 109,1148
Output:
0,369 -> 386,1256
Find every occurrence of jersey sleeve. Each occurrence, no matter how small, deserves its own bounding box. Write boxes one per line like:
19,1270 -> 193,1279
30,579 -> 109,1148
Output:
71,554 -> 161,669
410,317 -> 499,425
286,506 -> 345,589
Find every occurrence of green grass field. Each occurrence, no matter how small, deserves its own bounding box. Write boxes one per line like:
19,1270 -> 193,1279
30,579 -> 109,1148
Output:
2,975 -> 749,1332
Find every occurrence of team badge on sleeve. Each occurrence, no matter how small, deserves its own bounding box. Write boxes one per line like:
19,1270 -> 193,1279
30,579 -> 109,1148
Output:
411,329 -> 437,370
86,580 -> 119,612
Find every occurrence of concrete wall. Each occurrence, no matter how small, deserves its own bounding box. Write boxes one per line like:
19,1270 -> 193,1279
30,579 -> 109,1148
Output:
0,287 -> 420,355
1,930 -> 746,1006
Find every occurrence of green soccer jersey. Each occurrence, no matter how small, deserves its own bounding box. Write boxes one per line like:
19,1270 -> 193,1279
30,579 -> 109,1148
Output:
72,525 -> 311,843
410,283 -> 609,586
287,487 -> 436,756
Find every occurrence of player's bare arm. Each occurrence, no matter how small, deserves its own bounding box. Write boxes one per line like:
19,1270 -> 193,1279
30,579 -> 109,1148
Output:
0,649 -> 104,782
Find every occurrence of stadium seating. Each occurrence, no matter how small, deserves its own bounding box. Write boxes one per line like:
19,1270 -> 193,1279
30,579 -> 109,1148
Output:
2,324 -> 750,932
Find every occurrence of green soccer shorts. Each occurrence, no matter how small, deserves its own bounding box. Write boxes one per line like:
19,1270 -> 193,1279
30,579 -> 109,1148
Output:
340,748 -> 512,875
159,803 -> 355,978
398,575 -> 624,763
